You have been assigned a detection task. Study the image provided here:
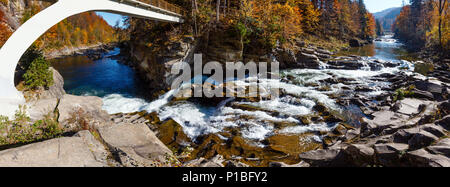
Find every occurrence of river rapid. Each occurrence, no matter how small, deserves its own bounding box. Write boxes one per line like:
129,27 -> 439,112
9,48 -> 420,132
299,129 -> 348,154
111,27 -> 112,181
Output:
52,35 -> 417,148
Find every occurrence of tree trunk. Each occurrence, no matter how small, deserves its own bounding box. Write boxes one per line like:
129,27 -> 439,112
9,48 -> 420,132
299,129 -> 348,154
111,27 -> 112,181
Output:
216,0 -> 221,21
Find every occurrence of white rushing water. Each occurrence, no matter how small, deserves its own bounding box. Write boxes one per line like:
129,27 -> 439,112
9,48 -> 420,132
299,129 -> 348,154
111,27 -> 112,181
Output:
100,38 -> 415,142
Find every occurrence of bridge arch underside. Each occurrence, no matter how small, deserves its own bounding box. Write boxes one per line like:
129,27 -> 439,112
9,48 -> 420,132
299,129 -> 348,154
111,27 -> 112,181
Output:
0,0 -> 182,118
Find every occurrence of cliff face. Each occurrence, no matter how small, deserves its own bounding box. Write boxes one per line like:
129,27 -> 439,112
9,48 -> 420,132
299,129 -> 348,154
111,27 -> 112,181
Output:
0,0 -> 48,31
0,0 -> 25,31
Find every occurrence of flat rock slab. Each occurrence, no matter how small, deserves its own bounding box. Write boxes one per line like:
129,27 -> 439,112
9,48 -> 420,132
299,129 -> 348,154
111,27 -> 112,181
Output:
28,94 -> 110,126
98,123 -> 176,167
0,135 -> 108,167
397,98 -> 434,115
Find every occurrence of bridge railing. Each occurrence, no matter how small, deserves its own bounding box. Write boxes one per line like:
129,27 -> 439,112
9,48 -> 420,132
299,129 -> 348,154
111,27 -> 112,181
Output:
133,0 -> 184,16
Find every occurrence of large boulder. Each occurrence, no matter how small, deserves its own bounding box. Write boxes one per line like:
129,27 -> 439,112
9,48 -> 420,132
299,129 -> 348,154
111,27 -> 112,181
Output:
0,132 -> 109,167
393,128 -> 420,143
408,131 -> 439,150
98,123 -> 177,167
427,138 -> 450,157
435,115 -> 450,130
393,124 -> 445,144
28,94 -> 111,131
343,144 -> 375,166
296,52 -> 322,69
298,148 -> 342,167
405,149 -> 450,167
275,48 -> 297,69
39,67 -> 66,100
374,143 -> 409,167
413,80 -> 445,101
420,124 -> 446,138
349,39 -> 362,47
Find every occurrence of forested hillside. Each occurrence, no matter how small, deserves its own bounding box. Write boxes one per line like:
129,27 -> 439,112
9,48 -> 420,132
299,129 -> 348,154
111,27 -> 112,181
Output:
128,0 -> 377,55
0,0 -> 117,51
393,0 -> 449,56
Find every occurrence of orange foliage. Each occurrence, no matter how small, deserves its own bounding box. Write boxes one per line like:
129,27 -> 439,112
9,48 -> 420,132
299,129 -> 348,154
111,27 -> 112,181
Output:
250,0 -> 303,47
366,13 -> 376,37
36,12 -> 116,51
0,9 -> 12,47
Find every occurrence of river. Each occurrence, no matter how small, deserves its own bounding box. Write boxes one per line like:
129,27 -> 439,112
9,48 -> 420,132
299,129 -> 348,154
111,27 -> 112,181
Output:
51,35 -> 415,143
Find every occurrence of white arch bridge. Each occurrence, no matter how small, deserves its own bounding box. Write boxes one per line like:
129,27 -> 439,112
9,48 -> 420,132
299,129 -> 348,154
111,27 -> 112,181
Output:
0,0 -> 184,118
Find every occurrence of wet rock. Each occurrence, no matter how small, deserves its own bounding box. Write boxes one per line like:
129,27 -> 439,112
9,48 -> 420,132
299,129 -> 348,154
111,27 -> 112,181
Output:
313,103 -> 327,113
405,149 -> 450,167
332,123 -> 348,136
296,52 -> 322,69
374,143 -> 408,167
408,131 -> 439,150
98,123 -> 177,167
156,119 -> 191,152
268,134 -> 322,156
330,59 -> 367,70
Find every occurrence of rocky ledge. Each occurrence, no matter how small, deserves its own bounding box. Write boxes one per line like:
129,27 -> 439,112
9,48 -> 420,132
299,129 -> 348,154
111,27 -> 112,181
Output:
0,68 -> 181,167
44,43 -> 117,60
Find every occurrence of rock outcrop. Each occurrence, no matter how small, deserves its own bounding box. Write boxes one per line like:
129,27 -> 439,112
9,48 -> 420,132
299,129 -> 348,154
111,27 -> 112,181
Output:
0,131 -> 109,167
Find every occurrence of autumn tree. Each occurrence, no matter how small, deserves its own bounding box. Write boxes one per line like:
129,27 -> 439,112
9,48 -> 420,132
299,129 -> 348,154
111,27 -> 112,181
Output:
0,9 -> 12,47
394,0 -> 449,52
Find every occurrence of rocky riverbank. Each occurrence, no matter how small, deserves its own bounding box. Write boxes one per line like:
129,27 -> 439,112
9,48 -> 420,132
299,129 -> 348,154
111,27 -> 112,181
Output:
0,68 -> 181,167
109,42 -> 448,167
1,41 -> 448,167
44,43 -> 117,60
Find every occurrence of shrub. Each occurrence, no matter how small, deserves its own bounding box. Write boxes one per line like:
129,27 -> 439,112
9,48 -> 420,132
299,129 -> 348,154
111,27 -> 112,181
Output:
0,105 -> 63,147
393,85 -> 415,102
19,45 -> 44,70
22,57 -> 53,90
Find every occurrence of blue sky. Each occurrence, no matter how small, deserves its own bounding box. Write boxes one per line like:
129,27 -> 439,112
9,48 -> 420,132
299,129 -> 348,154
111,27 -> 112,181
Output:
96,0 -> 408,27
365,0 -> 407,13
96,12 -> 126,27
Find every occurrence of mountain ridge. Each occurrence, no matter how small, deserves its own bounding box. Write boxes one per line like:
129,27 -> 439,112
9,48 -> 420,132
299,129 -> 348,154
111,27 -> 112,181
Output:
373,7 -> 402,32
